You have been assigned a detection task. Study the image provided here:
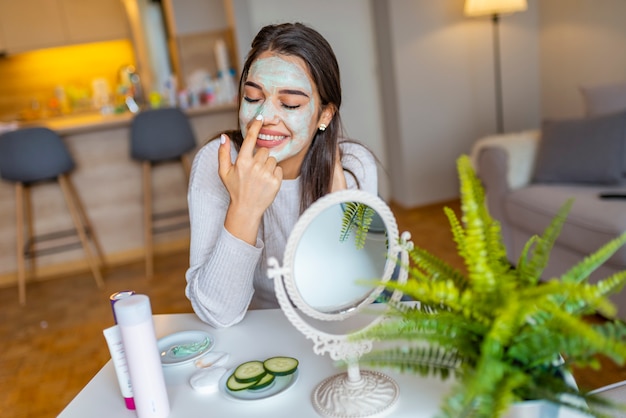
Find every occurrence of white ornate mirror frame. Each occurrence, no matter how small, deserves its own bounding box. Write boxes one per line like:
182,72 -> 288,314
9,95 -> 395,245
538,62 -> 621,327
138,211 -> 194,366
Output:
268,190 -> 412,418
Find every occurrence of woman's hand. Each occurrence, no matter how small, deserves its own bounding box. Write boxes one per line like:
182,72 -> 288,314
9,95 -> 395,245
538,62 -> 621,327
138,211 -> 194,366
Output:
218,115 -> 283,245
331,144 -> 347,192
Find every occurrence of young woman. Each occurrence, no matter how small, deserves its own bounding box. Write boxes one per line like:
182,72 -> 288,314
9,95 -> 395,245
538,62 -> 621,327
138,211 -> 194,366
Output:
185,22 -> 378,327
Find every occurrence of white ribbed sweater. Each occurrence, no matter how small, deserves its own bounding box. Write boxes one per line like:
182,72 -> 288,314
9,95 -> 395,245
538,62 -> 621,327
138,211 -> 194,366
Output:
185,138 -> 378,327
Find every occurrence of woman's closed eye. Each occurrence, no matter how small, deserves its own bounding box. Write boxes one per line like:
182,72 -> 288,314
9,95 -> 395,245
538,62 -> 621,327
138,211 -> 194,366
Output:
244,96 -> 301,110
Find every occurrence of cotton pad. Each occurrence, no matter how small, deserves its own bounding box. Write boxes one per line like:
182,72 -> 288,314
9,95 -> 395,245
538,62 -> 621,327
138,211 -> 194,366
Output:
189,367 -> 228,394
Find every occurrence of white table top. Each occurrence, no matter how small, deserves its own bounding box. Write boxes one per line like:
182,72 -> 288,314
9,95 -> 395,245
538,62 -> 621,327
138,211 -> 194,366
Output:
58,308 -> 594,418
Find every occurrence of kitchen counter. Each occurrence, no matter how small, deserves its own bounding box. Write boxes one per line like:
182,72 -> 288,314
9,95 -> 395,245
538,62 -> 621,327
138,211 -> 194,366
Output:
17,102 -> 237,135
0,103 -> 238,288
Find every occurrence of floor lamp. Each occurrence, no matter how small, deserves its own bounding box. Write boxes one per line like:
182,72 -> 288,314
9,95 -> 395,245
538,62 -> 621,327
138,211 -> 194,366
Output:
464,0 -> 527,134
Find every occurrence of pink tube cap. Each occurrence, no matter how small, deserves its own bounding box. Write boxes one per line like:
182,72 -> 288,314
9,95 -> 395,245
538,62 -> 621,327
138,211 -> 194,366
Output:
124,397 -> 136,410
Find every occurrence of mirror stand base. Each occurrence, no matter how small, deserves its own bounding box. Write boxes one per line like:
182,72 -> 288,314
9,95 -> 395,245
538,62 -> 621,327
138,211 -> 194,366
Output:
312,370 -> 399,418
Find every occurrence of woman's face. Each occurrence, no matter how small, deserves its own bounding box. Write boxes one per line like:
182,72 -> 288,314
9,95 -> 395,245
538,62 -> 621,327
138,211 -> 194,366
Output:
239,51 -> 326,176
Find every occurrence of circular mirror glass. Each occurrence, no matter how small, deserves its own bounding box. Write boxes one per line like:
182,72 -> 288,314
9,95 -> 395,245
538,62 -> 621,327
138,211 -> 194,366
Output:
293,202 -> 388,314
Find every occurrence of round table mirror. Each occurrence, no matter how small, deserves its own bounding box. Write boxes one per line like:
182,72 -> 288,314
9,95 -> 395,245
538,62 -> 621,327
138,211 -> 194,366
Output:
268,190 -> 410,417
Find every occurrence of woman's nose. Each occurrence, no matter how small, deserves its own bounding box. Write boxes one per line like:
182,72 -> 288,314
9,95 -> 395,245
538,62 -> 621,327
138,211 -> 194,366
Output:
258,103 -> 280,124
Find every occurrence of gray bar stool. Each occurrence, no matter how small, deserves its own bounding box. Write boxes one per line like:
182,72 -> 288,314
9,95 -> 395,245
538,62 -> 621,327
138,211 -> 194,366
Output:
0,127 -> 106,305
130,107 -> 196,278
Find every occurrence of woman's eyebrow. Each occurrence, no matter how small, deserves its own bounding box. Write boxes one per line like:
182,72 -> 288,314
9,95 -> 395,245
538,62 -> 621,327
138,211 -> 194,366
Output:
245,81 -> 309,98
244,81 -> 262,90
278,89 -> 309,98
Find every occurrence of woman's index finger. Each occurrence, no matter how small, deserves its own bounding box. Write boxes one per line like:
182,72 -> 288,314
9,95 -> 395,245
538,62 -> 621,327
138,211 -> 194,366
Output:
240,114 -> 264,156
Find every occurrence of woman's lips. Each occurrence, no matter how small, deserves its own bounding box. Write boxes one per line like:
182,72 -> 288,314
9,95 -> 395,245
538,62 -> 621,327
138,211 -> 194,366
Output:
256,132 -> 289,148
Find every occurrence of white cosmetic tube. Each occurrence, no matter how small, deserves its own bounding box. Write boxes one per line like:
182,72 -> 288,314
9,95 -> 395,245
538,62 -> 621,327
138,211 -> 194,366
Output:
114,294 -> 170,418
103,325 -> 136,410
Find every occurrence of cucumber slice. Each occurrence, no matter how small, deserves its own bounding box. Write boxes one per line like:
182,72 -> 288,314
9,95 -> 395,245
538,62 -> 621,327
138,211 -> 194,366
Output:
248,372 -> 275,390
226,373 -> 260,391
263,356 -> 299,376
233,360 -> 266,383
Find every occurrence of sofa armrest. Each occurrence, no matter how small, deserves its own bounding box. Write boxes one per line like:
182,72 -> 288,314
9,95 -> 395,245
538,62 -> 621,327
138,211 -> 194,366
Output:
470,130 -> 540,257
470,130 -> 541,191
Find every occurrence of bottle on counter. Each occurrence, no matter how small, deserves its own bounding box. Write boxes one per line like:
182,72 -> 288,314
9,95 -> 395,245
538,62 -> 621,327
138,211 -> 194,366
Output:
54,85 -> 71,114
162,74 -> 178,107
119,65 -> 145,108
113,294 -> 169,418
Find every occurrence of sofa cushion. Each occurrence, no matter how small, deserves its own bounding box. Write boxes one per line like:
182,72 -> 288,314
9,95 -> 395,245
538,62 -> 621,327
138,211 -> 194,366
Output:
533,111 -> 626,184
580,82 -> 626,117
504,184 -> 626,269
580,83 -> 626,176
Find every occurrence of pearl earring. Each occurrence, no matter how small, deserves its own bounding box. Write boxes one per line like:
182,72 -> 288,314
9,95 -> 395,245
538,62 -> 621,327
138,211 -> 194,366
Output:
318,123 -> 327,131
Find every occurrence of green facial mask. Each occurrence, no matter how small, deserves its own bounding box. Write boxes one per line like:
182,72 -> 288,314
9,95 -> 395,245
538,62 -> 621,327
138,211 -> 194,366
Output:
239,55 -> 317,162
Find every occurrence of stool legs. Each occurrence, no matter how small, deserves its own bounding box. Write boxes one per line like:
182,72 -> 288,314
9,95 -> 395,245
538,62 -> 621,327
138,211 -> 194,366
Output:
14,177 -> 105,305
58,174 -> 105,289
141,156 -> 191,280
65,177 -> 107,269
181,154 -> 192,181
142,161 -> 154,279
23,186 -> 37,273
15,183 -> 27,306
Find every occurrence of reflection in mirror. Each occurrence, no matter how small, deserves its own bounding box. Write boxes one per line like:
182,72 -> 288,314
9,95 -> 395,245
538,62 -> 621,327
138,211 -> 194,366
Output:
293,202 -> 388,314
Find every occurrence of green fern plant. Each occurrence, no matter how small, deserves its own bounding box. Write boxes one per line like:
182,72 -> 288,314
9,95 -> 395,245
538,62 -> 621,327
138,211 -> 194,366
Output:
339,201 -> 376,250
352,154 -> 626,418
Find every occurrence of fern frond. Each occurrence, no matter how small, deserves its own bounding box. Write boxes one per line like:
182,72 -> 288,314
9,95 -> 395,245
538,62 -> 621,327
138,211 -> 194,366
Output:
594,270 -> 626,301
354,204 -> 375,249
437,382 -> 486,418
516,235 -> 541,285
519,200 -> 573,284
594,320 -> 626,341
562,231 -> 626,285
543,304 -> 626,364
339,201 -> 358,243
487,368 -> 529,418
532,278 -> 616,317
366,279 -> 467,320
444,206 -> 468,261
338,202 -> 376,249
456,156 -> 497,293
409,245 -> 467,288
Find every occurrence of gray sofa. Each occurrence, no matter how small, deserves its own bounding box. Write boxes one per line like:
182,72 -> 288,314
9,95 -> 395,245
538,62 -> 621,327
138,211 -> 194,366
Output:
471,122 -> 626,319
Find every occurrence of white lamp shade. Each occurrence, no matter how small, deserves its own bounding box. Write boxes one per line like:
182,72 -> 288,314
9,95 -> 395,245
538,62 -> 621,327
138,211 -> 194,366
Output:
464,0 -> 527,17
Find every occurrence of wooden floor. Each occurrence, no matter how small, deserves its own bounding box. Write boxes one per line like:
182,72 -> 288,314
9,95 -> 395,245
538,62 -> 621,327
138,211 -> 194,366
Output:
0,199 -> 624,417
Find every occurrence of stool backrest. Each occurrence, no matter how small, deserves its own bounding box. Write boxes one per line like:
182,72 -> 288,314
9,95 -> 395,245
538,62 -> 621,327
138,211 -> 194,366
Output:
0,127 -> 75,183
130,108 -> 197,162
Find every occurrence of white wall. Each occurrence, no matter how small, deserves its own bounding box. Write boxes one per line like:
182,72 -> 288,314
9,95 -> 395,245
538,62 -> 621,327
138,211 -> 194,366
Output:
381,0 -> 540,207
539,0 -> 626,119
230,0 -> 390,199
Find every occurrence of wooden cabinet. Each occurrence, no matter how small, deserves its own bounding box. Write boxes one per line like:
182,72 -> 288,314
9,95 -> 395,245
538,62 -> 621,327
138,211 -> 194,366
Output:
61,0 -> 129,44
0,18 -> 6,52
0,0 -> 67,52
0,0 -> 129,53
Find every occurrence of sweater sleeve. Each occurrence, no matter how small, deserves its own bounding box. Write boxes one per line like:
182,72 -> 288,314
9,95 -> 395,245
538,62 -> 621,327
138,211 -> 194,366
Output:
184,140 -> 262,328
